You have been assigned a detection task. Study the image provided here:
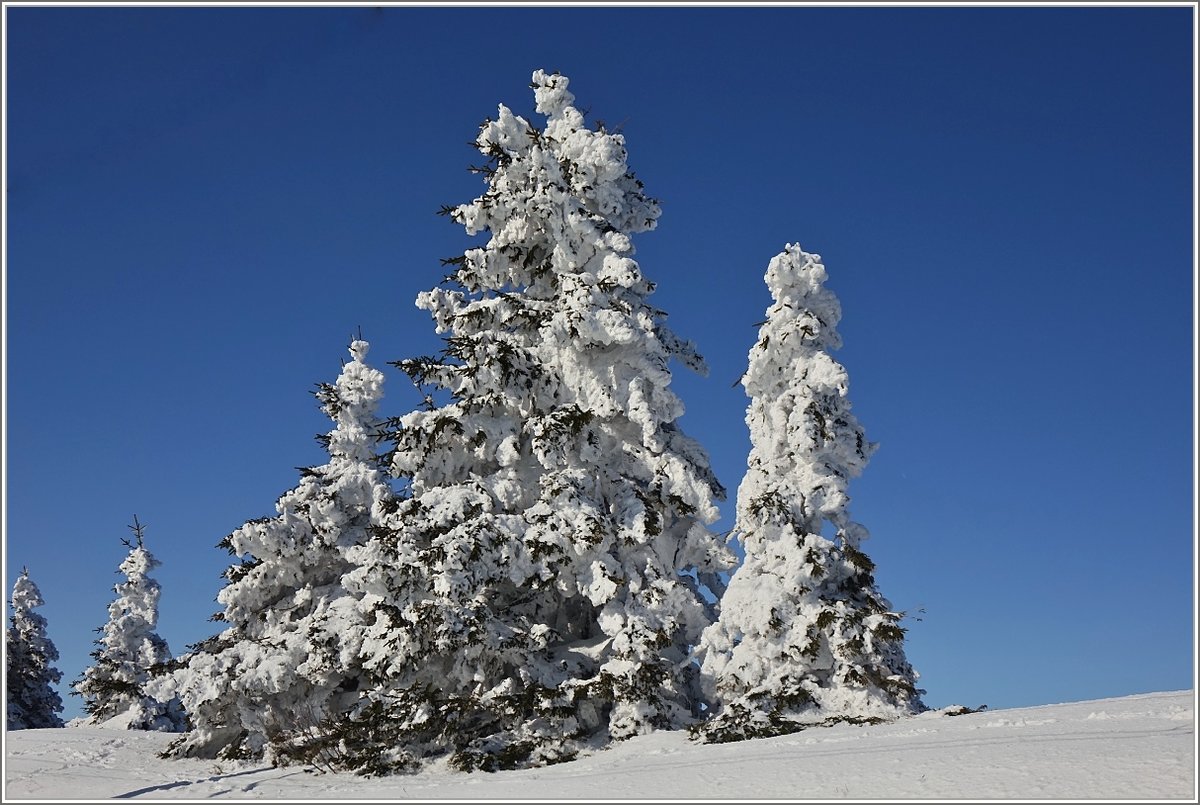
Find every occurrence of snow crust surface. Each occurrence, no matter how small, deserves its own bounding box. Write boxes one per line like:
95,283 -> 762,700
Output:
4,690 -> 1193,800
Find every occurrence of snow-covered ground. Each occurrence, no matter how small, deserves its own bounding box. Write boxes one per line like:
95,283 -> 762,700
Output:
4,690 -> 1194,800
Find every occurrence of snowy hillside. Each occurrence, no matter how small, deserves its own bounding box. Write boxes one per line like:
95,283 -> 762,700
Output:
4,690 -> 1193,800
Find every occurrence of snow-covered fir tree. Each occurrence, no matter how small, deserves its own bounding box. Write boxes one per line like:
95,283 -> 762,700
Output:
72,516 -> 186,731
339,69 -> 734,773
6,569 -> 64,730
695,244 -> 923,743
153,339 -> 394,761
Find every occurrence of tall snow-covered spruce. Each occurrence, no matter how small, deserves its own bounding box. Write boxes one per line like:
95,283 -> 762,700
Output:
153,339 -> 394,761
6,569 -> 65,730
342,69 -> 734,773
695,244 -> 923,743
72,516 -> 186,731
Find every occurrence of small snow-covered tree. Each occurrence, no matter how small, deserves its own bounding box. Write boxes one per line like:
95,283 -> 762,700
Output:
695,244 -> 923,743
154,338 -> 394,761
340,69 -> 734,773
6,569 -> 64,730
72,516 -> 186,731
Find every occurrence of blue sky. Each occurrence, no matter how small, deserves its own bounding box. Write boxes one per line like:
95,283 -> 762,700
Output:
5,5 -> 1194,721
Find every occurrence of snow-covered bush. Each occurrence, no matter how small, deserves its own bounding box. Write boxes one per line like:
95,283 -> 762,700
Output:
153,339 -> 394,761
72,517 -> 186,731
340,69 -> 734,773
695,244 -> 924,743
6,569 -> 65,730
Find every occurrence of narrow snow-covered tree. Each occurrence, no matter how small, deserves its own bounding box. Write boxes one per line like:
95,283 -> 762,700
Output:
6,569 -> 64,730
72,516 -> 186,731
695,244 -> 923,743
154,338 -> 394,761
340,69 -> 734,773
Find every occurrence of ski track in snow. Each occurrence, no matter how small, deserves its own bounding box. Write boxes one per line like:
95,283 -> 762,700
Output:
3,690 -> 1194,800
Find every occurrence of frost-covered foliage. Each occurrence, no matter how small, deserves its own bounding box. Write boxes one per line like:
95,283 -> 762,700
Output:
695,244 -> 923,743
72,517 -> 186,731
6,569 -> 64,730
339,69 -> 734,773
153,340 -> 394,761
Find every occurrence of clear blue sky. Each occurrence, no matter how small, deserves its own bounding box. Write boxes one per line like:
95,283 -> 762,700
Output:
5,5 -> 1195,722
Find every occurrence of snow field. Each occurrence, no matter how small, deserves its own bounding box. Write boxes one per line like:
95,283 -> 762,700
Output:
4,690 -> 1193,800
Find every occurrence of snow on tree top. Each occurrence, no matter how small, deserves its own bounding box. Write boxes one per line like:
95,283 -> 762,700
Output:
118,544 -> 162,580
11,569 -> 44,610
532,69 -> 574,119
763,243 -> 844,353
323,340 -> 385,463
